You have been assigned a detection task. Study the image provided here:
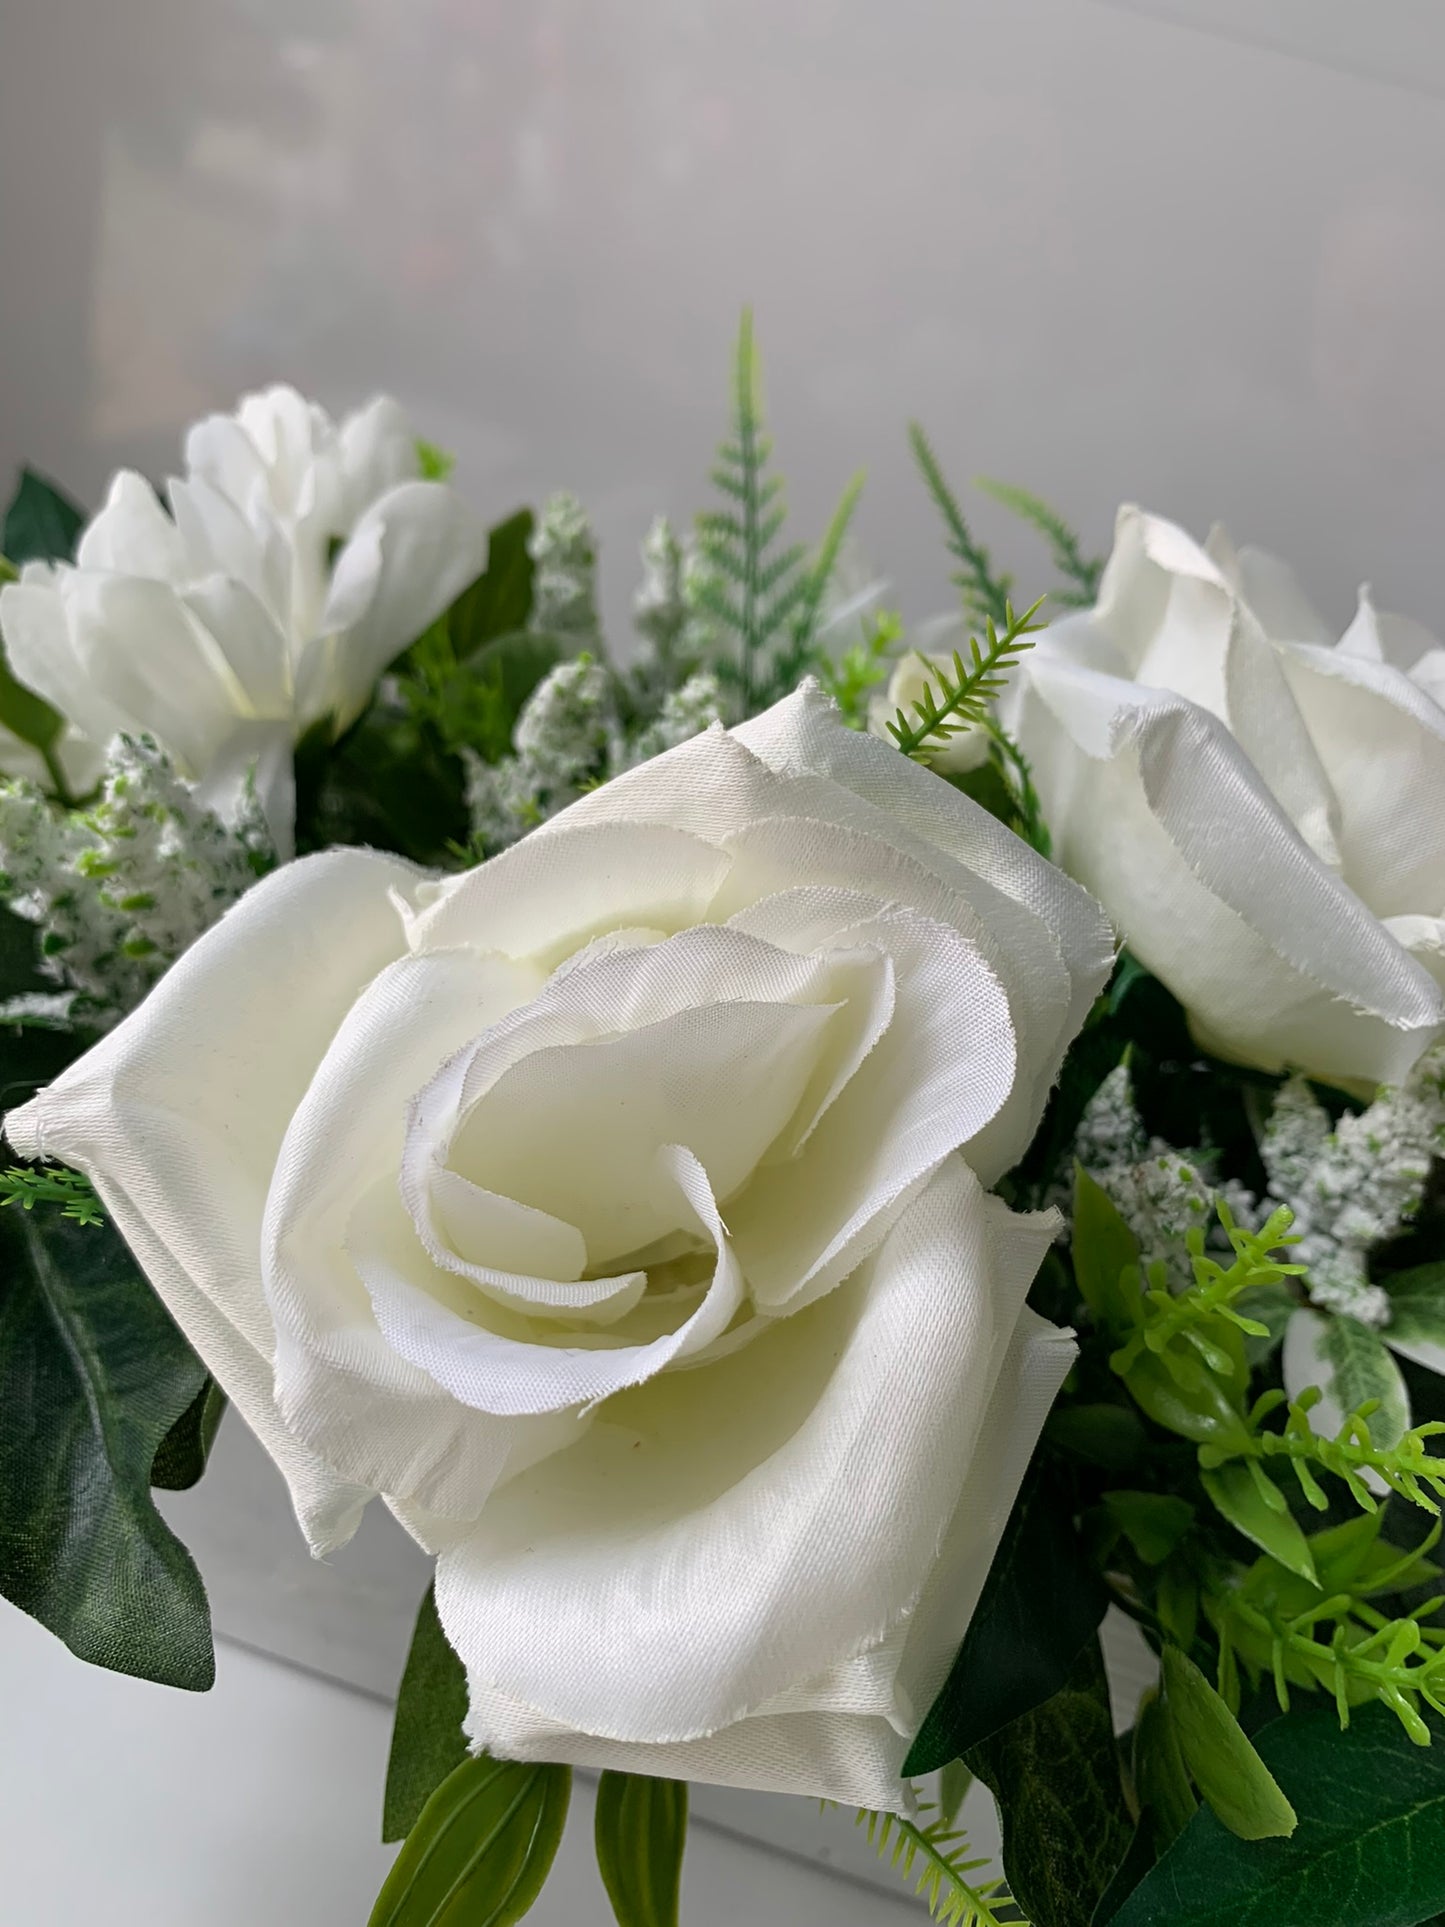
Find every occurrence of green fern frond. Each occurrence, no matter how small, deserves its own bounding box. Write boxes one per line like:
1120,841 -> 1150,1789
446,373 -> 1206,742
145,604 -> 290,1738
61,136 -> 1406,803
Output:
696,314 -> 864,710
1205,1390 -> 1445,1519
0,1163 -> 104,1225
886,600 -> 1046,760
976,478 -> 1103,607
855,1806 -> 1024,1926
908,424 -> 1014,626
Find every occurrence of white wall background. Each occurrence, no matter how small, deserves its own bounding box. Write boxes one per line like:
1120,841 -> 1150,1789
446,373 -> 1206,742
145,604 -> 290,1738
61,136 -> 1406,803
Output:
2,0 -> 1444,644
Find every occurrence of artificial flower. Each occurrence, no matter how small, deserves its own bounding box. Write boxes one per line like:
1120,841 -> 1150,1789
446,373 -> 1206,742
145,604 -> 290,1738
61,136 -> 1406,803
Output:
1002,506 -> 1445,1087
0,386 -> 487,849
5,683 -> 1112,1807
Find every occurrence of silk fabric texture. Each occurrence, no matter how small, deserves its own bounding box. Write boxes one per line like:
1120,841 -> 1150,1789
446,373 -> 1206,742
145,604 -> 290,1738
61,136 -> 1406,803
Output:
7,686 -> 1112,1808
1003,506 -> 1445,1089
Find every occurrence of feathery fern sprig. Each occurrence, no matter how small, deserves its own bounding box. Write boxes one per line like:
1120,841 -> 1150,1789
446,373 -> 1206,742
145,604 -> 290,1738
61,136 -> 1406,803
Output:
1204,1389 -> 1445,1516
1109,1202 -> 1303,1382
1210,1576 -> 1445,1745
976,478 -> 1103,607
695,313 -> 864,709
908,424 -> 1014,626
855,1807 -> 1025,1927
886,601 -> 1045,761
0,1163 -> 104,1225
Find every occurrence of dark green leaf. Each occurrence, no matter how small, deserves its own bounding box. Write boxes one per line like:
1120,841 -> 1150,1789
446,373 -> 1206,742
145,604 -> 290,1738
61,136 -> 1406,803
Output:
1161,1647 -> 1295,1841
904,1465 -> 1107,1774
1073,1165 -> 1140,1331
369,1753 -> 570,1927
451,510 -> 537,654
3,466 -> 85,565
383,1584 -> 470,1843
1046,1402 -> 1147,1473
1091,1818 -> 1158,1927
594,1772 -> 688,1927
150,1376 -> 225,1491
1103,1492 -> 1195,1566
1378,1262 -> 1445,1377
1201,1464 -> 1318,1585
0,1209 -> 213,1687
963,1637 -> 1132,1927
1111,1701 -> 1445,1927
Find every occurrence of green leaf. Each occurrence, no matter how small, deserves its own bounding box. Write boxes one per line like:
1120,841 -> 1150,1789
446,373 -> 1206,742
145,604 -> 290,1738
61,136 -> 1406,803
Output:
2,466 -> 85,566
1284,1308 -> 1411,1450
963,1637 -> 1133,1927
1045,1402 -> 1147,1473
368,1753 -> 570,1927
0,644 -> 62,754
1073,1165 -> 1142,1331
594,1772 -> 688,1927
150,1376 -> 225,1491
383,1585 -> 470,1843
1103,1492 -> 1196,1566
1235,1285 -> 1295,1367
1132,1691 -> 1197,1849
449,510 -> 537,657
904,1465 -> 1107,1775
1383,1263 -> 1445,1377
1161,1647 -> 1296,1842
1201,1463 -> 1318,1585
0,1209 -> 213,1687
1110,1701 -> 1445,1927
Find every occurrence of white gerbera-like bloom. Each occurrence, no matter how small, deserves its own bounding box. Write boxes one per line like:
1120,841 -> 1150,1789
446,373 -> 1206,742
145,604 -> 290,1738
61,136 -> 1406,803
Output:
0,386 -> 488,850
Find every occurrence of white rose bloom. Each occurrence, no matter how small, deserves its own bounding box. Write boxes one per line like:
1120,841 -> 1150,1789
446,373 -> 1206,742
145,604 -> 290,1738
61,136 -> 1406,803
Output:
0,387 -> 487,849
5,685 -> 1111,1808
1002,506 -> 1445,1088
868,613 -> 992,774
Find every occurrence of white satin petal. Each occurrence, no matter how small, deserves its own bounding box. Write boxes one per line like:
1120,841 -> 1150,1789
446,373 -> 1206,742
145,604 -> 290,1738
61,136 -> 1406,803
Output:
436,1160 -> 1062,1750
3,849 -> 422,1549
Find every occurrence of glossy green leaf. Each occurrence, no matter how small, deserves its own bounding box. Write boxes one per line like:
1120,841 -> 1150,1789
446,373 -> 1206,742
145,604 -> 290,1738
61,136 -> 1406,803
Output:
1073,1164 -> 1141,1330
1283,1308 -> 1411,1450
1382,1262 -> 1445,1378
1161,1647 -> 1295,1841
2,466 -> 84,566
1132,1690 -> 1197,1849
1111,1702 -> 1445,1927
383,1584 -> 470,1843
150,1377 -> 226,1491
369,1753 -> 570,1927
904,1465 -> 1107,1774
1103,1491 -> 1195,1566
963,1636 -> 1132,1927
0,1208 -> 213,1687
595,1772 -> 688,1927
1201,1463 -> 1318,1584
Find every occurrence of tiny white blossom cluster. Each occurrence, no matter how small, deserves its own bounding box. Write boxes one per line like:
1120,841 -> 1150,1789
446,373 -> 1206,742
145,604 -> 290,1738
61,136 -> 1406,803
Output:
463,661 -> 726,853
0,737 -> 272,1028
462,499 -> 729,855
1068,1048 -> 1445,1328
529,492 -> 602,643
1066,1065 -> 1242,1288
1259,1053 -> 1445,1327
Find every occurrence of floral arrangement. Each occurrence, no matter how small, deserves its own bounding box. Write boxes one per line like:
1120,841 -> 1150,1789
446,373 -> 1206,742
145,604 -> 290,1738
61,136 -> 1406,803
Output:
3,315 -> 1445,1927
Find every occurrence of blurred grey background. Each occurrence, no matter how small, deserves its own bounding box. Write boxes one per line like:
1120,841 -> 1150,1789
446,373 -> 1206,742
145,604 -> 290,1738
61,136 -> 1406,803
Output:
2,0 -> 1443,643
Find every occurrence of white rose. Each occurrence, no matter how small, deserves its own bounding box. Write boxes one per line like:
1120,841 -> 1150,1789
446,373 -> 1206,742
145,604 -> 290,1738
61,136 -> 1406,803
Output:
1210,528 -> 1445,994
5,685 -> 1111,1808
0,387 -> 487,849
1002,506 -> 1445,1088
867,614 -> 992,774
